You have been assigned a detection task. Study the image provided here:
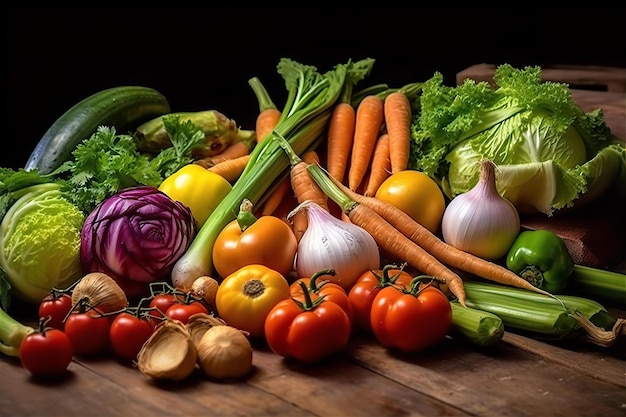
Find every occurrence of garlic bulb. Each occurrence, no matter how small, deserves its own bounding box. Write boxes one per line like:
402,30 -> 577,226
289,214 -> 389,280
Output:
441,160 -> 520,260
289,201 -> 380,290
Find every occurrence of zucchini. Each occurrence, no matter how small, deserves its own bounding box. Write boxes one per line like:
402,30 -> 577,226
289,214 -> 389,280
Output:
24,86 -> 170,174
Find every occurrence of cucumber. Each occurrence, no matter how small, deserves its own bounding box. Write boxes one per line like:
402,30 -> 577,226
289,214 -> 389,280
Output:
24,86 -> 171,174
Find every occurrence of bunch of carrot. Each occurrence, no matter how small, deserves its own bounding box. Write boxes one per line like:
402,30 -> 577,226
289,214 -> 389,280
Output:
326,83 -> 423,197
187,76 -> 557,308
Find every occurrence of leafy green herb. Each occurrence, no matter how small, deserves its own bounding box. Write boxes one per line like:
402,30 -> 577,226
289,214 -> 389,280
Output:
148,114 -> 208,178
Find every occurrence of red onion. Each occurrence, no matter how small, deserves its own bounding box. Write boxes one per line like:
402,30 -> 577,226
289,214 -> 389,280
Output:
441,160 -> 520,260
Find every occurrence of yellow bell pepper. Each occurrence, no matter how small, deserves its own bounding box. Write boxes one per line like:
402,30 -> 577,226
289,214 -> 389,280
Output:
158,164 -> 232,228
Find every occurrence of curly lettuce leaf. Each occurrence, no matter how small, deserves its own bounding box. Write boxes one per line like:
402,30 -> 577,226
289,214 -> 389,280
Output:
410,64 -> 623,215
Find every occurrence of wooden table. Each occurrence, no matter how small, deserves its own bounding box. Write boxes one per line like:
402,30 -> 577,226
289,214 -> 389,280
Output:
1,300 -> 625,417
2,66 -> 625,417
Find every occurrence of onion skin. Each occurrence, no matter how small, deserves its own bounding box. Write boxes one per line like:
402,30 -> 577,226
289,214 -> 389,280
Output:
441,160 -> 520,261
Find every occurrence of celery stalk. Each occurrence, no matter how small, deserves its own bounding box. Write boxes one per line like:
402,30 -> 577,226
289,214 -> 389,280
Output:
450,301 -> 504,347
462,281 -> 621,346
568,264 -> 626,307
171,58 -> 375,289
0,308 -> 34,357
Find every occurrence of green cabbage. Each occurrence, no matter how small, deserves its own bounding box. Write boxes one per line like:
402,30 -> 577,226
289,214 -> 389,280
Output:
410,64 -> 626,215
0,182 -> 84,304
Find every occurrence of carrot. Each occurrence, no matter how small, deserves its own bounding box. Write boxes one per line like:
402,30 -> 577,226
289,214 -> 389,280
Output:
260,176 -> 292,216
249,76 -> 282,142
364,133 -> 391,197
290,149 -> 329,241
195,138 -> 254,169
329,175 -> 554,300
326,101 -> 356,183
207,154 -> 250,184
347,201 -> 468,306
274,131 -> 329,241
383,91 -> 412,173
349,94 -> 384,191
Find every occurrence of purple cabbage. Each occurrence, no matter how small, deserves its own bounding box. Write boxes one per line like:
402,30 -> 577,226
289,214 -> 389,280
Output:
80,186 -> 197,298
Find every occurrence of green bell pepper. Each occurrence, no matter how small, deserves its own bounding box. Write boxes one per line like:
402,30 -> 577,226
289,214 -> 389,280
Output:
506,229 -> 575,293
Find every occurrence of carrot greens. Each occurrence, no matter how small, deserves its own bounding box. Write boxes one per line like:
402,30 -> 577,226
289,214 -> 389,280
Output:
171,58 -> 375,290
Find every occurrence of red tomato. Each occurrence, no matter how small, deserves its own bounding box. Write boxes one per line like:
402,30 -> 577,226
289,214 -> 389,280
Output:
290,269 -> 353,322
147,293 -> 179,327
64,312 -> 112,356
348,265 -> 413,333
38,293 -> 73,330
370,280 -> 452,353
109,312 -> 154,361
264,294 -> 351,364
165,301 -> 208,324
20,326 -> 73,378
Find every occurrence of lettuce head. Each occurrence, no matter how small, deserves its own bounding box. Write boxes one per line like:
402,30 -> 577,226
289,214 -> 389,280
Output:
410,64 -> 626,215
0,181 -> 84,304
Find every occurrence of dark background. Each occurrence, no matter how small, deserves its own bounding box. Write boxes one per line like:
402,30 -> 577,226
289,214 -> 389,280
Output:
4,7 -> 625,169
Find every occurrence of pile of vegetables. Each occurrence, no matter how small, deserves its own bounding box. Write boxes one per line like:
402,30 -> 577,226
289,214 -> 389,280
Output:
1,59 -> 625,382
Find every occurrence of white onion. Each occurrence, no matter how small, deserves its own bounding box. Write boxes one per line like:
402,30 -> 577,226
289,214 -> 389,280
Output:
441,160 -> 520,260
289,201 -> 380,291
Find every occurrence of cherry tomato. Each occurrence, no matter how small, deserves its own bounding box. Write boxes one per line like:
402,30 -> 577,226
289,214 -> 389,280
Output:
147,293 -> 179,327
38,292 -> 73,330
109,311 -> 154,361
20,320 -> 73,378
64,311 -> 112,356
375,170 -> 446,234
348,265 -> 413,333
370,278 -> 452,353
165,301 -> 208,324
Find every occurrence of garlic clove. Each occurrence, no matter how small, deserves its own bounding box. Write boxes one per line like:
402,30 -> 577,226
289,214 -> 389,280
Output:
71,272 -> 128,314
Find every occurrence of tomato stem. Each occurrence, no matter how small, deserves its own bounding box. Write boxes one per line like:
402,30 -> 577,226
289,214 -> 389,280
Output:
292,281 -> 326,311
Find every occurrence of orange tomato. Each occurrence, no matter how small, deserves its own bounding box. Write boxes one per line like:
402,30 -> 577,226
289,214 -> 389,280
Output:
212,201 -> 297,279
215,264 -> 290,338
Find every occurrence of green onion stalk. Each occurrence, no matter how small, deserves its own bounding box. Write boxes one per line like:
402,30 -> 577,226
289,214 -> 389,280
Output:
171,58 -> 375,289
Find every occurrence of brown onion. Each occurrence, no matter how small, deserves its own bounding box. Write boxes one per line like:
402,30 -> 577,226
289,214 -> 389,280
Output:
71,272 -> 128,313
196,325 -> 253,380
